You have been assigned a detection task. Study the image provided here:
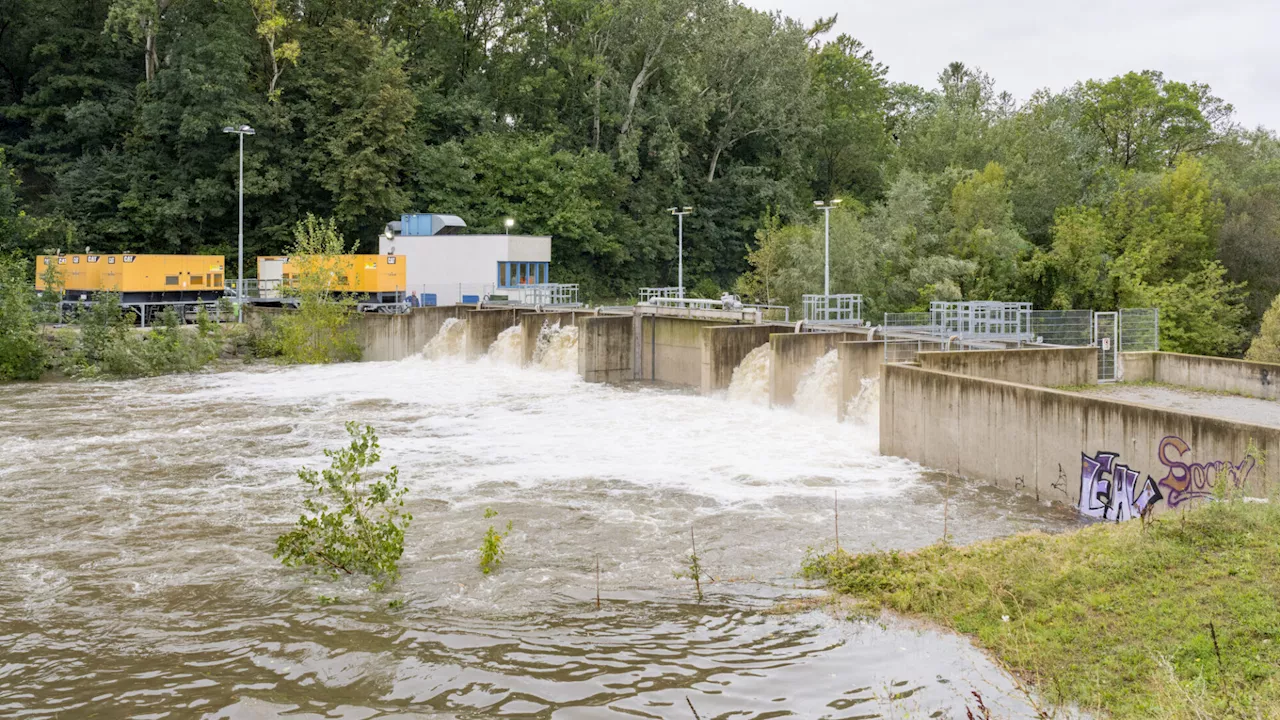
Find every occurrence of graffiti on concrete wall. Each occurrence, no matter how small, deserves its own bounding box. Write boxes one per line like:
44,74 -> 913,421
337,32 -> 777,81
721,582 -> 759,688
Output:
1156,436 -> 1256,508
1078,435 -> 1257,520
1079,451 -> 1163,521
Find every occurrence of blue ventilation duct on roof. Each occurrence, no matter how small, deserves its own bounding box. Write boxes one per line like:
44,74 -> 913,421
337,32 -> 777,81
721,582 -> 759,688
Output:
401,213 -> 467,236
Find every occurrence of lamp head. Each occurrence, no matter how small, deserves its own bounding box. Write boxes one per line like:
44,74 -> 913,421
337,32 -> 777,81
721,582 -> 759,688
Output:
504,218 -> 515,228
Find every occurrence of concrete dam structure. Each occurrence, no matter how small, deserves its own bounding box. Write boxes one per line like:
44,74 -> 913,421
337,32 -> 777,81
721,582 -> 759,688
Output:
326,301 -> 1280,524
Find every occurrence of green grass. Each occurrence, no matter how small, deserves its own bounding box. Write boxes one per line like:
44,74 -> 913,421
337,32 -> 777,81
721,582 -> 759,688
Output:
805,501 -> 1280,719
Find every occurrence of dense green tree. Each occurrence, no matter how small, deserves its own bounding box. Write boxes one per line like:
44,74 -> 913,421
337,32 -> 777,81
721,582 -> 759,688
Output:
1245,293 -> 1280,364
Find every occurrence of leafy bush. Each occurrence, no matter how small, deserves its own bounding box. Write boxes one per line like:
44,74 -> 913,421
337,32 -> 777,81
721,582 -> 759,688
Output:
1245,293 -> 1280,364
0,254 -> 45,380
478,507 -> 512,575
275,422 -> 411,590
64,296 -> 221,378
272,215 -> 361,364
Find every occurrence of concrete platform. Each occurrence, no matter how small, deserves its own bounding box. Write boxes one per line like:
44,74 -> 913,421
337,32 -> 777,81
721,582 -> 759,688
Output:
1077,384 -> 1280,428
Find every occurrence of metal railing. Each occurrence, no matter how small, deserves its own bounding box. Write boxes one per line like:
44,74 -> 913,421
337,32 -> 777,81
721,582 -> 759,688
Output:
930,301 -> 1033,341
639,286 -> 685,301
744,303 -> 790,322
802,293 -> 863,324
1119,308 -> 1160,352
505,283 -> 581,306
883,311 -> 933,333
1028,309 -> 1094,346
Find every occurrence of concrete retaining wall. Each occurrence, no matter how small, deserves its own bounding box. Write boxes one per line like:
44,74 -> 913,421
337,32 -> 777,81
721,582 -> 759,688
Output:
836,341 -> 885,421
699,324 -> 785,394
518,310 -> 597,365
880,363 -> 1279,518
1123,352 -> 1280,400
918,347 -> 1098,387
579,315 -> 633,383
246,305 -> 465,362
464,308 -> 524,360
769,330 -> 867,407
637,316 -> 753,388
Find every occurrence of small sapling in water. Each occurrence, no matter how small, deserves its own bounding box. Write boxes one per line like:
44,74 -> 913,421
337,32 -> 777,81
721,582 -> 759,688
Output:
479,507 -> 512,575
275,422 -> 411,591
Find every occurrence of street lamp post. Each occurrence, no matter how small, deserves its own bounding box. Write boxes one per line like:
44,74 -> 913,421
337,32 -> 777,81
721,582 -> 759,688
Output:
813,199 -> 842,296
667,206 -> 693,297
504,217 -> 514,236
222,124 -> 255,321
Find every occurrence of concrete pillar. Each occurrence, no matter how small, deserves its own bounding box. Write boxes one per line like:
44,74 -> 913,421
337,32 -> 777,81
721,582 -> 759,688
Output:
768,330 -> 865,407
579,315 -> 635,382
700,324 -> 779,395
836,341 -> 884,421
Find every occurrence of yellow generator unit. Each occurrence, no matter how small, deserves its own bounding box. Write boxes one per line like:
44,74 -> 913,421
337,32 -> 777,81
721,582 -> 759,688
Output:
36,254 -> 226,302
257,254 -> 406,302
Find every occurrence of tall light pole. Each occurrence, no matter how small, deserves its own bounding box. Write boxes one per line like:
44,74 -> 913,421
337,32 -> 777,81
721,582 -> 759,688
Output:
813,199 -> 842,296
504,217 -> 514,236
222,124 -> 255,321
668,206 -> 693,297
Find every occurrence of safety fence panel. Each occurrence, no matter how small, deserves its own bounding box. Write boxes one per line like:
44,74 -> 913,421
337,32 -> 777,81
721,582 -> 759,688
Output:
1028,309 -> 1094,346
1119,308 -> 1159,352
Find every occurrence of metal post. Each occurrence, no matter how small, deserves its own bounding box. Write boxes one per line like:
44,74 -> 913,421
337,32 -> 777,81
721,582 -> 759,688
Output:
237,131 -> 244,323
677,213 -> 683,297
823,206 -> 830,296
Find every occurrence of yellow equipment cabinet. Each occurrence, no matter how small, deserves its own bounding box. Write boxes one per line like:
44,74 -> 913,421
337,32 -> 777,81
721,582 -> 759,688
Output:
256,254 -> 406,302
37,254 -> 225,302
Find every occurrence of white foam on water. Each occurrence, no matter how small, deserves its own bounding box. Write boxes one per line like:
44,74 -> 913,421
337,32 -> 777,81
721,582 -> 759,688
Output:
423,317 -> 467,359
845,376 -> 880,427
726,343 -> 770,406
793,349 -> 839,418
533,323 -> 579,372
487,325 -> 524,365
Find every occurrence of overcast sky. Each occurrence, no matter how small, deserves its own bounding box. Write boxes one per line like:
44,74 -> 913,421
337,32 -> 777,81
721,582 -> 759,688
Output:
742,0 -> 1279,131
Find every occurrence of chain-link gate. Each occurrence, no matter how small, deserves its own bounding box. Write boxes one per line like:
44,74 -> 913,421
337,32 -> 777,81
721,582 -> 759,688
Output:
1094,311 -> 1118,382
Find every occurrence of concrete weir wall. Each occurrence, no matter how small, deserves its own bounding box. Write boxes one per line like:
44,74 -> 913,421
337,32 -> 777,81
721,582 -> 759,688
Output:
578,315 -> 634,383
880,363 -> 1280,517
769,330 -> 867,407
359,306 -> 466,361
637,316 -> 754,388
835,341 -> 885,421
918,347 -> 1098,387
699,324 -> 783,394
518,310 -> 597,365
1123,352 -> 1280,400
464,308 -> 525,360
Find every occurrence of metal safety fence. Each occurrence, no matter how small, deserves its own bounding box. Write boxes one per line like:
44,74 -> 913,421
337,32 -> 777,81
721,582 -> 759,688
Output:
1028,309 -> 1094,346
1119,307 -> 1160,352
802,293 -> 863,324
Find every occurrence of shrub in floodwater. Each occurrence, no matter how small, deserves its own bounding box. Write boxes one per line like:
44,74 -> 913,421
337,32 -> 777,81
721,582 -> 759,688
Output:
64,297 -> 222,378
0,254 -> 46,381
275,422 -> 411,591
478,508 -> 512,575
674,528 -> 707,601
271,215 -> 361,365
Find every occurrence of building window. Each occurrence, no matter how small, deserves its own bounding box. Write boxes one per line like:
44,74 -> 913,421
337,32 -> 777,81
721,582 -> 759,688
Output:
497,261 -> 549,288
165,275 -> 179,286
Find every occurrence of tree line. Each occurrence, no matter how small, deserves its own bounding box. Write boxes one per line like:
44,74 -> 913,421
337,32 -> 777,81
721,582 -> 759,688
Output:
1,0 -> 1278,355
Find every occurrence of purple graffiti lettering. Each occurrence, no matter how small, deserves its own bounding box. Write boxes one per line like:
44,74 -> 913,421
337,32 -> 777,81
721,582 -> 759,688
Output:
1079,451 -> 1163,522
1157,436 -> 1255,508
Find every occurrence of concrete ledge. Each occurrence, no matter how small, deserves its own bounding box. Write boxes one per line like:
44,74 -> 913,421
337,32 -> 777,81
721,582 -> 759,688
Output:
836,341 -> 884,421
1124,352 -> 1280,400
918,347 -> 1098,387
579,315 -> 633,382
769,330 -> 866,407
518,310 -> 597,365
880,363 -> 1279,518
464,308 -> 525,360
700,324 -> 784,394
638,316 -> 754,388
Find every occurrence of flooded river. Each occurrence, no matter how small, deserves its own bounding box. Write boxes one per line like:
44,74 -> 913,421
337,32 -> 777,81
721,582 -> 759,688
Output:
0,352 -> 1084,718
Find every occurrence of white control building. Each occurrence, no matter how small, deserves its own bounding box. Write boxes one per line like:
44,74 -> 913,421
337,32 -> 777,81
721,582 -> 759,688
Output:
380,213 -> 552,306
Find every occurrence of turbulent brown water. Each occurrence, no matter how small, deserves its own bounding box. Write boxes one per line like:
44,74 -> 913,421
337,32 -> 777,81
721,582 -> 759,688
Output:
0,351 -> 1084,718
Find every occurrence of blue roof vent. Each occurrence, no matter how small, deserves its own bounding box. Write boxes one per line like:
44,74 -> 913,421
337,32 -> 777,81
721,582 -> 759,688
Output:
399,213 -> 466,236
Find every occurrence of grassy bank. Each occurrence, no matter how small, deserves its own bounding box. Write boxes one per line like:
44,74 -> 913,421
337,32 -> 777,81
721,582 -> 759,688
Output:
805,501 -> 1280,719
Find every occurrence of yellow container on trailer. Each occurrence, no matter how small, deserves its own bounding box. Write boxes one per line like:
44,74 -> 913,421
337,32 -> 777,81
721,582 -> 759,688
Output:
36,254 -> 224,296
257,254 -> 406,294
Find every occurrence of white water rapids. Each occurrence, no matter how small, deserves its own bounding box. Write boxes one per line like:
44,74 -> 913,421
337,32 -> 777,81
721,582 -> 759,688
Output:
0,320 -> 1084,718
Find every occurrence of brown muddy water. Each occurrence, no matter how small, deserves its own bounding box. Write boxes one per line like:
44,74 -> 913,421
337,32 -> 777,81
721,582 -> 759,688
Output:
0,353 -> 1085,718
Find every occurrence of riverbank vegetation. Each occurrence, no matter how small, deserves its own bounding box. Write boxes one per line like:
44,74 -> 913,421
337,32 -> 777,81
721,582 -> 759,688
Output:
803,499 -> 1280,719
1,1 -> 1278,357
276,422 -> 411,591
270,214 -> 361,364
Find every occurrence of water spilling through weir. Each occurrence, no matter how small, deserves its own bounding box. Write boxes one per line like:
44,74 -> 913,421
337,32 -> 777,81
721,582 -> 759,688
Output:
0,321 -> 1085,718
